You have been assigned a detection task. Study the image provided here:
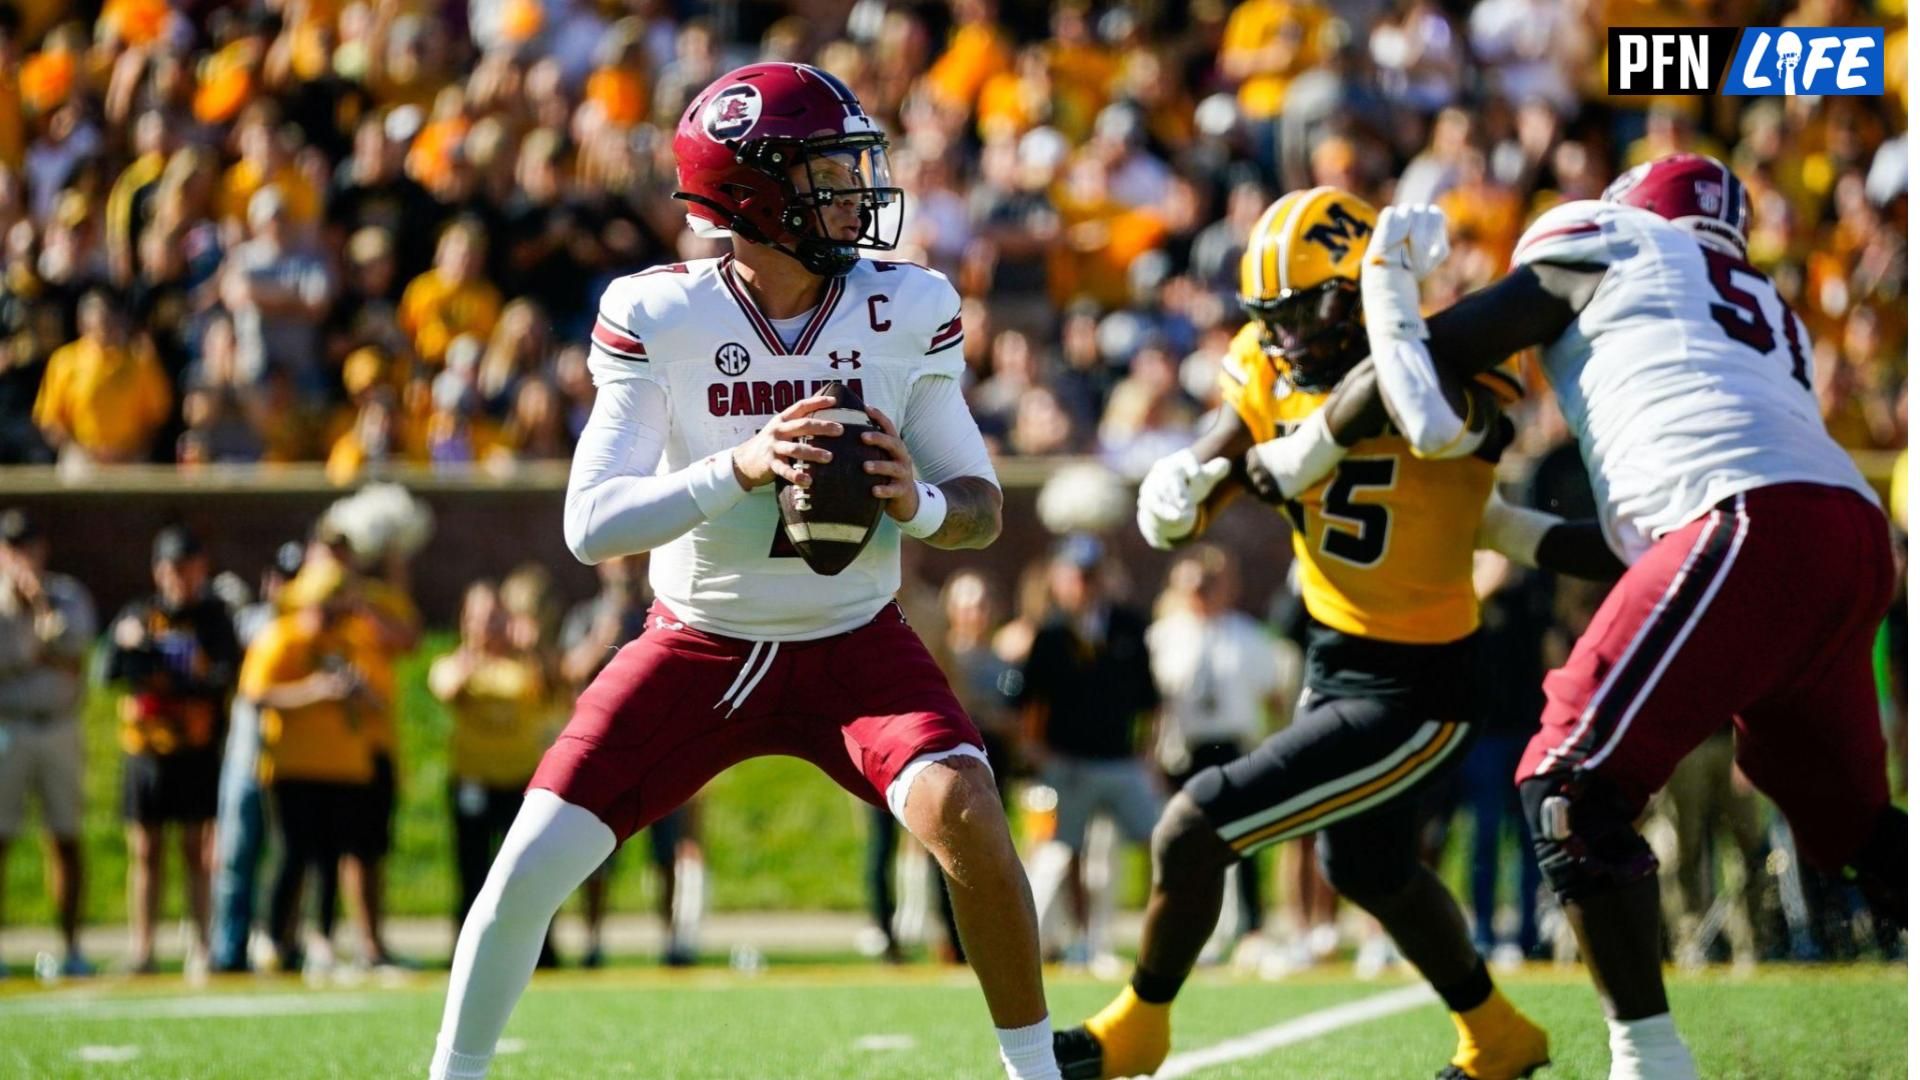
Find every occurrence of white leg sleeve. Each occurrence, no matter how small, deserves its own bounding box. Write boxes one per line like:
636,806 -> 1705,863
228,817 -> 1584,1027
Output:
669,851 -> 704,949
430,790 -> 616,1080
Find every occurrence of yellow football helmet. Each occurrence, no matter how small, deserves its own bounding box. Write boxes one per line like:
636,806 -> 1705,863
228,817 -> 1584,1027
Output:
1237,186 -> 1378,391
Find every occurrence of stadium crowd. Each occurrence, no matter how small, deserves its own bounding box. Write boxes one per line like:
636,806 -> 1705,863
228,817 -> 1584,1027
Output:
0,0 -> 1907,986
0,0 -> 1906,477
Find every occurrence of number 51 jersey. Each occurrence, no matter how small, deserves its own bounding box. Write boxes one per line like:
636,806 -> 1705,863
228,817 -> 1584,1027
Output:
1512,200 -> 1877,564
587,255 -> 968,641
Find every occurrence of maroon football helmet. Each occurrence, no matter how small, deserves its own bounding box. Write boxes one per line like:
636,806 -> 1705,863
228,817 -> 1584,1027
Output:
673,63 -> 903,277
1603,153 -> 1751,257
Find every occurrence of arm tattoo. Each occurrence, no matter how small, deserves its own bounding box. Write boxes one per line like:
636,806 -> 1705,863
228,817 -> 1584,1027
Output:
924,475 -> 1003,550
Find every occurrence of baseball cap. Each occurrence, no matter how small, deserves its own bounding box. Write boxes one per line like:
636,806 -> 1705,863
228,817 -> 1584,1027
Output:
153,525 -> 204,564
279,560 -> 350,610
1052,533 -> 1105,571
272,540 -> 306,579
0,509 -> 41,547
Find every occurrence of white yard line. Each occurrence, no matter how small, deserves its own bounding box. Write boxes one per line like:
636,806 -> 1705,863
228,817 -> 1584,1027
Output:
1152,984 -> 1437,1079
0,992 -> 381,1021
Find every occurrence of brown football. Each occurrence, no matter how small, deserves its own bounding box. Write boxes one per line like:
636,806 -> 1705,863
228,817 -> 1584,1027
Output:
776,380 -> 889,576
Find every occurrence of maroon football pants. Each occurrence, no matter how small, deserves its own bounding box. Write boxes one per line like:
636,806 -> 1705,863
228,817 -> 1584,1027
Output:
1518,482 -> 1895,870
530,602 -> 984,844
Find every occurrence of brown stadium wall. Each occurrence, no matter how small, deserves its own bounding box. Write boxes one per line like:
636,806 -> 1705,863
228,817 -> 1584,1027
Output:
0,453 -> 1898,625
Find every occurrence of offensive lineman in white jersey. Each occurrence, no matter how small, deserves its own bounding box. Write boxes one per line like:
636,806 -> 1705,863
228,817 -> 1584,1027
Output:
1199,154 -> 1905,1078
429,62 -> 1061,1080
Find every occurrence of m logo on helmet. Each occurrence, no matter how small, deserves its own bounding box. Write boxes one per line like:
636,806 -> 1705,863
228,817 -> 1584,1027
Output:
1303,204 -> 1372,261
704,85 -> 762,140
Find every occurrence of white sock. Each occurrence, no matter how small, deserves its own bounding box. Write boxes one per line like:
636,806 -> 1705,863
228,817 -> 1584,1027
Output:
429,790 -> 616,1080
428,1042 -> 493,1080
1607,1013 -> 1699,1080
671,852 -> 705,946
997,1016 -> 1062,1080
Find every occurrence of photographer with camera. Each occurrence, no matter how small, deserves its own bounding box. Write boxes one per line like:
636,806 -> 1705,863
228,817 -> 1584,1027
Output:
103,526 -> 241,976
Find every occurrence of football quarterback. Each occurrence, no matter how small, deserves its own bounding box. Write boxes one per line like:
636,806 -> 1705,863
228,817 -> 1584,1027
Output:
431,62 -> 1059,1080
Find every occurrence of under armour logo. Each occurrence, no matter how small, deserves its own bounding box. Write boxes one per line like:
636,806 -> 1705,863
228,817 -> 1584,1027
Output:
829,349 -> 862,369
655,615 -> 685,632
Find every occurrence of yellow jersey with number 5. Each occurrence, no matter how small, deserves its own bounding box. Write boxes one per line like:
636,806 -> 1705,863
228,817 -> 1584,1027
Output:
1219,322 -> 1524,645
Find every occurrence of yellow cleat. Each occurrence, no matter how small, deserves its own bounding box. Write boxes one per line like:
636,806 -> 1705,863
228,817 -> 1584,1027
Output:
1061,986 -> 1172,1080
1438,990 -> 1551,1080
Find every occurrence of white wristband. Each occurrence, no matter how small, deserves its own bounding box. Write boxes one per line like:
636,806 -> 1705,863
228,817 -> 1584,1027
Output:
687,452 -> 750,518
1249,410 -> 1348,500
1361,263 -> 1428,350
897,481 -> 948,539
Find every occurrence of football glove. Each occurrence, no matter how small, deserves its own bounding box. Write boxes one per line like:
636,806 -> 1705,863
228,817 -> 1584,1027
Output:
1362,204 -> 1450,347
1137,449 -> 1232,550
1475,488 -> 1558,568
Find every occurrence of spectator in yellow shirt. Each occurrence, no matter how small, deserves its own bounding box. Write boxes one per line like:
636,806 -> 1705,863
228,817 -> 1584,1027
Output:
33,290 -> 173,465
925,0 -> 1013,112
432,581 -> 556,925
238,562 -> 379,972
1045,3 -> 1117,142
1219,0 -> 1327,165
328,537 -> 419,971
399,219 -> 502,370
216,108 -> 320,233
105,109 -> 176,286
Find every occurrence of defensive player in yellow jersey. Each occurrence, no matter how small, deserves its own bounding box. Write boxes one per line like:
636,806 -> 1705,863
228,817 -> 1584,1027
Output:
1056,188 -> 1620,1080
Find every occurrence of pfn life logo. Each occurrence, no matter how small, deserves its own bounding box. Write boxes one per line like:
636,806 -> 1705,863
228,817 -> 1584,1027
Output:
1726,28 -> 1883,95
1608,27 -> 1884,96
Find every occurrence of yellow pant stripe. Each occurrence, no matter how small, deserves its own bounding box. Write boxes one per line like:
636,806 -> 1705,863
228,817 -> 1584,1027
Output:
1227,719 -> 1462,853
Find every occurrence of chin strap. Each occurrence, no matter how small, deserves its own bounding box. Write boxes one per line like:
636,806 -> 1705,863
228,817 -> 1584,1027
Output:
675,191 -> 860,277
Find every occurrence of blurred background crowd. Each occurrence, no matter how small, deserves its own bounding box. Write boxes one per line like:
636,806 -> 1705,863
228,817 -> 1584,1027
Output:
0,473 -> 1904,979
0,0 -> 1906,985
0,0 -> 1906,477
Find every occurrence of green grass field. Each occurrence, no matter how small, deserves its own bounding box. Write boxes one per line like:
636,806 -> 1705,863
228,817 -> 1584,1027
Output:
5,634 -> 888,926
0,964 -> 1904,1078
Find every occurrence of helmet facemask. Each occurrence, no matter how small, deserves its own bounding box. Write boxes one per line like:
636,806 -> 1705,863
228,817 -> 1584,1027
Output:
730,133 -> 904,277
1244,278 -> 1367,392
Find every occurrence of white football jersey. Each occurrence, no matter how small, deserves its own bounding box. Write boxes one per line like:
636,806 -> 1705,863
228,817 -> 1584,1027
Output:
1512,200 -> 1876,563
587,256 -> 969,640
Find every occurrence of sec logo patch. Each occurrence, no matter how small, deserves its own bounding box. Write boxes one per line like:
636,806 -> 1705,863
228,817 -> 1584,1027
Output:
715,342 -> 752,376
704,85 -> 762,141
